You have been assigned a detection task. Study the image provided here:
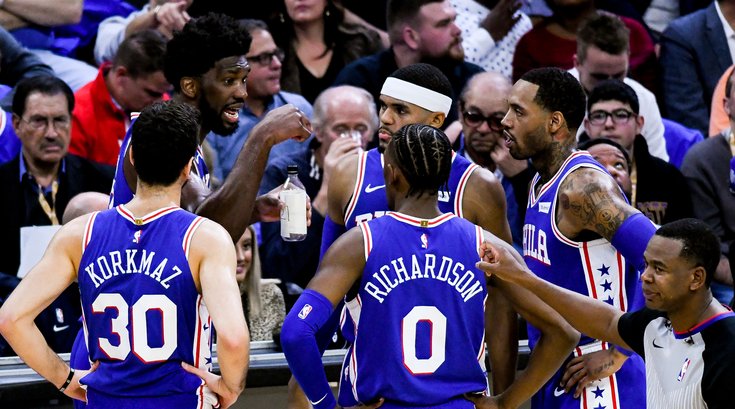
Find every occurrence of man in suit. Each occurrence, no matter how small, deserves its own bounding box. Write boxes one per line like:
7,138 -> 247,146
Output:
0,75 -> 114,277
0,75 -> 113,355
660,0 -> 734,136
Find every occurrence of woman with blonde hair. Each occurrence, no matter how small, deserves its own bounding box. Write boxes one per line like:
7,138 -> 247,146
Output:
236,225 -> 286,342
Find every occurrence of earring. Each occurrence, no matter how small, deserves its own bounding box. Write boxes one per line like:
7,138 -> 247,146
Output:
279,13 -> 285,23
325,9 -> 330,17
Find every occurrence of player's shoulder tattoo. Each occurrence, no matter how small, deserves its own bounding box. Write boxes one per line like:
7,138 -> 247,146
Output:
558,167 -> 634,239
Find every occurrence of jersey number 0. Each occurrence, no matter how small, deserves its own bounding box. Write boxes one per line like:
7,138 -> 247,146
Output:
402,306 -> 447,375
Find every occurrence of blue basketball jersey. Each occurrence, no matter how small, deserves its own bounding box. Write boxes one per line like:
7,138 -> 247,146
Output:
343,148 -> 479,230
338,212 -> 488,408
523,151 -> 645,409
109,117 -> 209,207
339,149 -> 480,347
77,205 -> 216,408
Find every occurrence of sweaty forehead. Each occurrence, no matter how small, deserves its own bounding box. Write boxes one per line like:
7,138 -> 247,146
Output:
212,55 -> 249,73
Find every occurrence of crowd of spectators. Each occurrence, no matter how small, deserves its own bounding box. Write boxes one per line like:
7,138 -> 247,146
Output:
0,0 -> 732,382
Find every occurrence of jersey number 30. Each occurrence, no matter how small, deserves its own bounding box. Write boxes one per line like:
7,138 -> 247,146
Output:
92,293 -> 177,362
402,306 -> 447,375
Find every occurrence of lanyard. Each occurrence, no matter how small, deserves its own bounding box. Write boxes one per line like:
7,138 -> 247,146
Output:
37,180 -> 59,225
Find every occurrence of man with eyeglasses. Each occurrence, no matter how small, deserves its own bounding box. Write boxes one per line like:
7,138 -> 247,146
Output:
581,79 -> 693,227
0,75 -> 114,353
569,13 -> 668,163
457,71 -> 528,250
208,19 -> 313,181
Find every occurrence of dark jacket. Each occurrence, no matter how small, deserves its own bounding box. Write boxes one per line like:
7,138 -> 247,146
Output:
633,134 -> 694,225
279,22 -> 384,102
0,153 -> 114,275
660,2 -> 732,135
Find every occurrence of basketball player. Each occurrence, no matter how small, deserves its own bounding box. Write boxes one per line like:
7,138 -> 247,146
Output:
71,14 -> 311,403
0,101 -> 249,408
478,218 -> 735,409
500,67 -> 655,408
282,124 -> 578,409
110,13 -> 312,238
322,63 -> 519,395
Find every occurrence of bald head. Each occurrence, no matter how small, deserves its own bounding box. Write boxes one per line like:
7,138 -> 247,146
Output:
62,192 -> 110,224
460,72 -> 512,105
312,86 -> 378,150
459,72 -> 513,161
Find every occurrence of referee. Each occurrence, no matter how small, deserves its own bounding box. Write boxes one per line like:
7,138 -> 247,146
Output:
475,218 -> 735,409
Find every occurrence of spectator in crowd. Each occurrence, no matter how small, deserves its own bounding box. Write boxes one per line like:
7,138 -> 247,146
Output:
1,0 -> 137,91
512,0 -> 656,93
570,13 -> 668,162
209,19 -> 312,181
451,0 -> 532,78
269,0 -> 384,103
0,75 -> 114,277
578,137 -> 633,200
0,75 -> 113,358
581,80 -> 693,226
660,0 -> 734,136
94,0 -> 194,65
681,68 -> 735,305
236,225 -> 286,342
710,65 -> 734,137
70,30 -> 169,167
258,85 -> 376,307
457,71 -> 526,249
333,0 -> 484,128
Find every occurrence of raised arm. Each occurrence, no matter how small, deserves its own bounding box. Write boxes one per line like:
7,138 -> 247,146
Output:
472,231 -> 578,409
0,216 -> 89,402
476,241 -> 629,350
185,219 -> 249,409
194,105 -> 310,242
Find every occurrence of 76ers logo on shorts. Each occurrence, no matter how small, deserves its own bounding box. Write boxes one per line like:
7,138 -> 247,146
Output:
298,304 -> 313,319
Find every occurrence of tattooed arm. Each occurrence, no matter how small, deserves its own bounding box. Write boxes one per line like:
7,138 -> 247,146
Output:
556,167 -> 638,241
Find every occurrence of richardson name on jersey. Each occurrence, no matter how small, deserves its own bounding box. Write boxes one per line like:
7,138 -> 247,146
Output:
83,249 -> 183,289
364,254 -> 484,303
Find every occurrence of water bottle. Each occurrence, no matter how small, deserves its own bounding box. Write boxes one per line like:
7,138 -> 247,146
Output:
280,165 -> 307,241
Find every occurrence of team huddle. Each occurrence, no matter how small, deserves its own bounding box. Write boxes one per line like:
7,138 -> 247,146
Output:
0,9 -> 734,409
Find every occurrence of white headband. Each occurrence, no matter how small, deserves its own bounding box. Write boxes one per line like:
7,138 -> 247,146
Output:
380,77 -> 453,116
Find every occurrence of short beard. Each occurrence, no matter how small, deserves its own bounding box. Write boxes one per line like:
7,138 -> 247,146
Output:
200,98 -> 238,137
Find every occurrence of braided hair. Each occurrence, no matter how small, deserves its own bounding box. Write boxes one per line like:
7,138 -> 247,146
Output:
387,124 -> 452,198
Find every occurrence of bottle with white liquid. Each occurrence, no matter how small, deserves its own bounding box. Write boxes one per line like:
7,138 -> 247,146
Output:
280,165 -> 307,241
